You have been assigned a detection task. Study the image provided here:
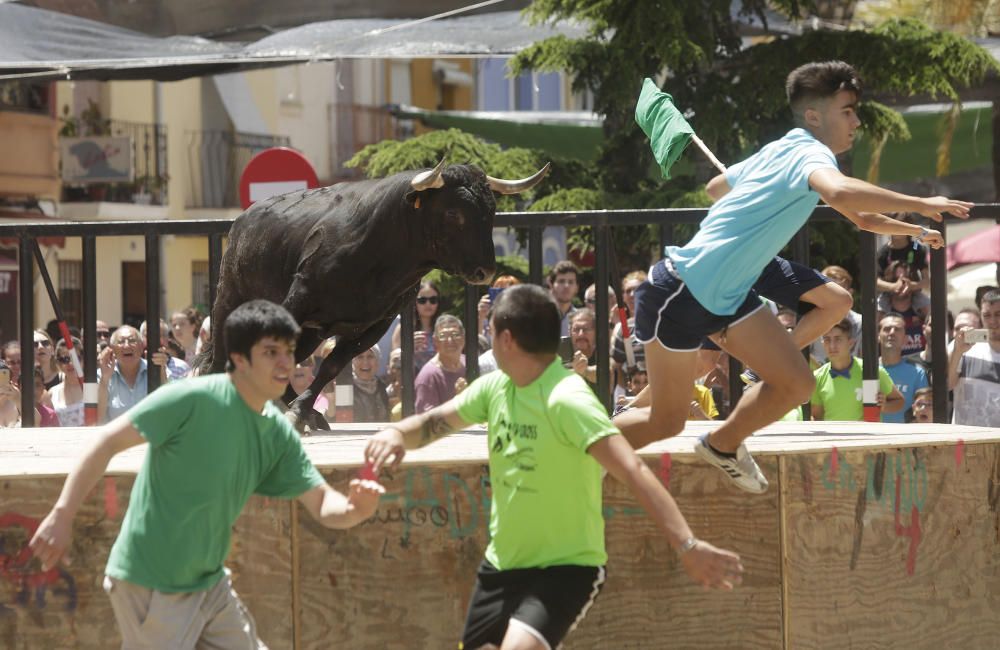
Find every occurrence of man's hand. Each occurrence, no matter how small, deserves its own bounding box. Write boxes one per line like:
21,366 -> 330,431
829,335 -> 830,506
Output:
345,478 -> 385,522
918,229 -> 944,249
151,347 -> 170,368
916,197 -> 973,222
953,326 -> 975,357
365,427 -> 406,474
98,346 -> 115,379
679,540 -> 744,591
29,508 -> 74,571
571,350 -> 589,377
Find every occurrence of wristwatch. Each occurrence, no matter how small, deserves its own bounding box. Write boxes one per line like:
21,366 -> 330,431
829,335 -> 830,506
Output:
677,536 -> 699,555
915,226 -> 930,243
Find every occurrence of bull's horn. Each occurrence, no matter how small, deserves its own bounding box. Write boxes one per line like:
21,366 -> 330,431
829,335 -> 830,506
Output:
486,163 -> 551,195
410,159 -> 447,191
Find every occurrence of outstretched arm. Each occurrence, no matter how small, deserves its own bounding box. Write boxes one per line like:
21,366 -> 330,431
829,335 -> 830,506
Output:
842,211 -> 945,248
588,435 -> 743,590
809,168 -> 972,222
364,400 -> 470,473
30,416 -> 146,569
297,480 -> 385,529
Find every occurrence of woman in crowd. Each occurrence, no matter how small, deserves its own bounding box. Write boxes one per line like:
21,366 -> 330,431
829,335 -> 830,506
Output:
34,329 -> 60,393
352,344 -> 390,423
48,337 -> 84,427
170,307 -> 204,363
391,280 -> 442,372
1,341 -> 21,387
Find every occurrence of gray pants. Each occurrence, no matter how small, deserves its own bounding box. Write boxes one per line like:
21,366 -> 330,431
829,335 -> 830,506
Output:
103,570 -> 268,650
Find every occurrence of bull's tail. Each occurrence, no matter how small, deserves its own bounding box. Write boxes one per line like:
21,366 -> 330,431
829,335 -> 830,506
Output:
192,339 -> 219,376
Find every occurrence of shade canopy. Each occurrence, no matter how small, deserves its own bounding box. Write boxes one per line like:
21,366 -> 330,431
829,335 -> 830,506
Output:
0,4 -> 587,82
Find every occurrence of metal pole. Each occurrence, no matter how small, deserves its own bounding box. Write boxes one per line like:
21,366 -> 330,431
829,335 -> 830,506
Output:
400,299 -> 415,417
18,237 -> 34,426
594,226 -> 611,411
528,225 -> 543,287
859,231 -> 880,422
464,284 -> 480,382
83,236 -> 98,424
145,233 -> 162,393
929,222 -> 949,423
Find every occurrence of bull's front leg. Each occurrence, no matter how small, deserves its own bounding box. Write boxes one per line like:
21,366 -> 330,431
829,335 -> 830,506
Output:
288,318 -> 395,433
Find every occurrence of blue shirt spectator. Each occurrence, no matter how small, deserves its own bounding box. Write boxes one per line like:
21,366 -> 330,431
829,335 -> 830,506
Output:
879,312 -> 928,424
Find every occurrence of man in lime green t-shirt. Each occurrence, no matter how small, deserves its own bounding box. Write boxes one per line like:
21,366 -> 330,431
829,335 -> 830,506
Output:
366,285 -> 744,650
31,300 -> 383,649
811,317 -> 903,420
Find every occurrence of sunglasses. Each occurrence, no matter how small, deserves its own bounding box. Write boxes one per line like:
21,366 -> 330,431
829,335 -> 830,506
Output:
57,355 -> 73,364
416,296 -> 439,305
96,329 -> 110,337
34,340 -> 52,348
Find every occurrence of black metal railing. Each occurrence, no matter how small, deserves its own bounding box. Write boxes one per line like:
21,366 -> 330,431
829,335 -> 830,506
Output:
185,130 -> 290,208
60,119 -> 169,205
1,205 -> 997,426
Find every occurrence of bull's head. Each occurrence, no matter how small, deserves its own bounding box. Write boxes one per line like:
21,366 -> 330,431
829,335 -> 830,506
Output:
407,160 -> 550,285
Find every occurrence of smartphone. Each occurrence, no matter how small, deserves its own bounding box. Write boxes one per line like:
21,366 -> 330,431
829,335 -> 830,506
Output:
0,368 -> 9,386
487,287 -> 504,302
558,336 -> 574,364
965,329 -> 989,344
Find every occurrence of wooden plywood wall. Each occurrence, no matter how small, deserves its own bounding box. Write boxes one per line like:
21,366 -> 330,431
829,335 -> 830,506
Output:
781,443 -> 1000,650
2,443 -> 998,649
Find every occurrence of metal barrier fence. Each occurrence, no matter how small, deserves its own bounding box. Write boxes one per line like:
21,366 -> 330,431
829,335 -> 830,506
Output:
1,204 -> 997,426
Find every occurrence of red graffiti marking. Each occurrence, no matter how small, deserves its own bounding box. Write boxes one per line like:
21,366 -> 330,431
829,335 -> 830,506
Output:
0,512 -> 77,611
103,476 -> 119,519
658,453 -> 672,487
955,439 -> 965,469
893,476 -> 922,576
828,447 -> 839,484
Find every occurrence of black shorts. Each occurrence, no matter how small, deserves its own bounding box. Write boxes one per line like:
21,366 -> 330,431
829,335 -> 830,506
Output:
460,560 -> 606,650
634,258 -> 763,352
701,256 -> 830,351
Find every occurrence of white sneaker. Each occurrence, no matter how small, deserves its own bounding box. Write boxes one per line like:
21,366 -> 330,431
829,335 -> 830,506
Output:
693,433 -> 769,494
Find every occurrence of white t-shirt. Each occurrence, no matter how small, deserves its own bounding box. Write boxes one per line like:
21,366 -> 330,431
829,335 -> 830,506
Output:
953,342 -> 1000,427
49,382 -> 85,427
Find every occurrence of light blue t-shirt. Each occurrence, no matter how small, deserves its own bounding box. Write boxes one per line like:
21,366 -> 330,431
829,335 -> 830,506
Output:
881,358 -> 929,424
665,128 -> 837,315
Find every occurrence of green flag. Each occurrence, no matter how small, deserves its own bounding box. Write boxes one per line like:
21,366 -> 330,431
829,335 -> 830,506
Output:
634,78 -> 694,179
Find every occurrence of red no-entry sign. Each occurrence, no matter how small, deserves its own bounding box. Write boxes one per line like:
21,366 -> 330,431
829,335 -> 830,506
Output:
239,147 -> 320,210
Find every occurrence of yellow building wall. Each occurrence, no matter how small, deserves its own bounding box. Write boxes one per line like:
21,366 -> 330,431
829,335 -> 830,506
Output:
108,81 -> 156,124
161,77 -> 204,218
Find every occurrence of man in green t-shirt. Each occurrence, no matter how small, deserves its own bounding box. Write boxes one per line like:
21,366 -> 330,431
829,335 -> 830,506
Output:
811,317 -> 903,421
31,300 -> 383,649
365,285 -> 743,650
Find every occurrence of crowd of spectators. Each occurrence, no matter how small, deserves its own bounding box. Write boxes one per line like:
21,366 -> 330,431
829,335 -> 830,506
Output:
1,225 -> 997,430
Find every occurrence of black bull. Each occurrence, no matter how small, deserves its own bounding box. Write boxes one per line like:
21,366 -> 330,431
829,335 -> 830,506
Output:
203,161 -> 548,429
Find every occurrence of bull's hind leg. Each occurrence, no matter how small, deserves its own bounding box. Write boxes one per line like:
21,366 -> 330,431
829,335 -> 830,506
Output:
281,328 -> 327,431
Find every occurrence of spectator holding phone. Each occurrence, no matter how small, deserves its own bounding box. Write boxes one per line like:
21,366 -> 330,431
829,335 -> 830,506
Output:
949,289 -> 1000,426
0,359 -> 20,427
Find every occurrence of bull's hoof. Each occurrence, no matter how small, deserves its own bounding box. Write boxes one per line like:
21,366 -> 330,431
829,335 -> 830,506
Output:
284,410 -> 308,435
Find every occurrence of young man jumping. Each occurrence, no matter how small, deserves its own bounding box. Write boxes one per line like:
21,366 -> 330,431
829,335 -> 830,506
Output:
365,285 -> 743,650
30,300 -> 383,649
616,60 -> 971,493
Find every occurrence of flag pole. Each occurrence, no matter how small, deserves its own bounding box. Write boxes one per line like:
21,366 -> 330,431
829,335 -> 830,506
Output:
690,133 -> 727,174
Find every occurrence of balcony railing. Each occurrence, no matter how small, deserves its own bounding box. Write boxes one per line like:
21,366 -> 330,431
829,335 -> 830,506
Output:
185,130 -> 290,208
60,119 -> 169,205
